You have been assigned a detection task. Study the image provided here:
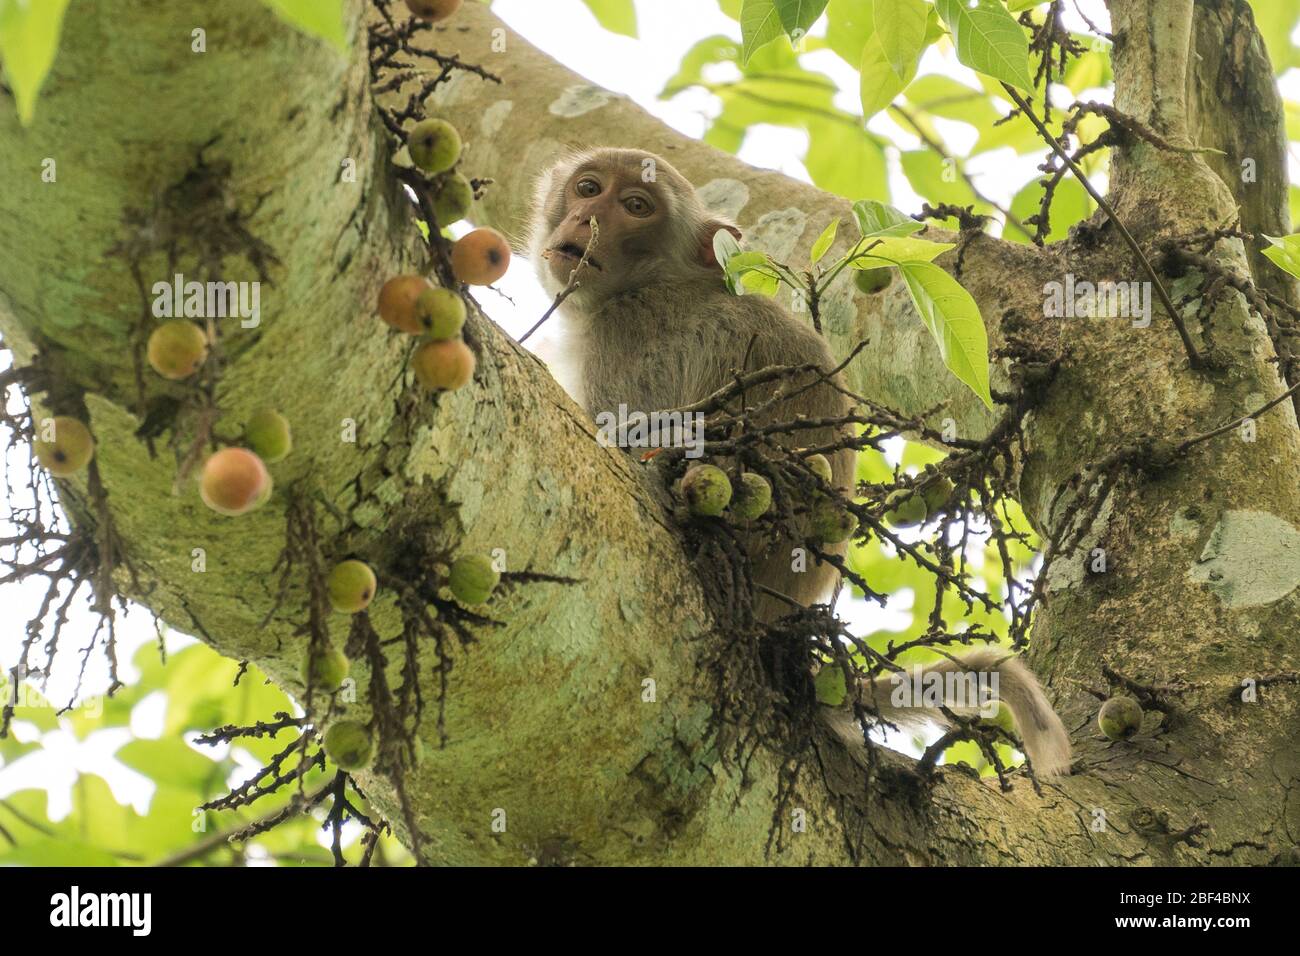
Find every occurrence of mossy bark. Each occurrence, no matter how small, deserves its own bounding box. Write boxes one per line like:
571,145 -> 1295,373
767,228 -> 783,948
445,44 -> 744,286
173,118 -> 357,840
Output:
0,0 -> 1296,864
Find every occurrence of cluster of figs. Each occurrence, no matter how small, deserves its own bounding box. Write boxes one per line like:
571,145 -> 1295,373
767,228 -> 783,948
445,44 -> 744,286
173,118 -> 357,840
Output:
680,453 -> 858,545
29,0 -> 505,775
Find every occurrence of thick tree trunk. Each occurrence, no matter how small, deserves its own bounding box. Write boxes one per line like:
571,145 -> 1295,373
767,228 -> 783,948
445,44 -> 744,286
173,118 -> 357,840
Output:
0,0 -> 1296,864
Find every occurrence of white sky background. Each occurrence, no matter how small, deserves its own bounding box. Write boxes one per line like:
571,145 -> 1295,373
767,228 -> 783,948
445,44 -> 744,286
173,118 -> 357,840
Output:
5,0 -> 1300,819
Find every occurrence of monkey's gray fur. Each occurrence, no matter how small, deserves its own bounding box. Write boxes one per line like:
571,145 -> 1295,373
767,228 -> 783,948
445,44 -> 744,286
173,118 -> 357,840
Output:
528,147 -> 1070,776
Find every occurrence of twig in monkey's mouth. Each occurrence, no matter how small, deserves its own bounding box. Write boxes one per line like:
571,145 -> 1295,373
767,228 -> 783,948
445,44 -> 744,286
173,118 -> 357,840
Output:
546,243 -> 602,270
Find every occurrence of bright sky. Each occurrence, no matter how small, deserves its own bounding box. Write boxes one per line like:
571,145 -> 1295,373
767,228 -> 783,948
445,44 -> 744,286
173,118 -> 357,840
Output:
4,0 -> 1296,819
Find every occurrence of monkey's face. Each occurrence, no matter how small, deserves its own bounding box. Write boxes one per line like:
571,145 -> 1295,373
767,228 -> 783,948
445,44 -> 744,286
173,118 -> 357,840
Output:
539,157 -> 676,298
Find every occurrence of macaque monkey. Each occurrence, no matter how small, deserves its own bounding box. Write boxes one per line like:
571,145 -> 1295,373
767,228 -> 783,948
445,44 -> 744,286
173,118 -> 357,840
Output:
529,148 -> 1070,777
529,147 -> 853,619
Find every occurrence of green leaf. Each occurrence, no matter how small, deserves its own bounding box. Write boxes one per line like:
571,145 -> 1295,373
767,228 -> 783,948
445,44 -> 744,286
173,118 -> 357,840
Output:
260,0 -> 348,52
1262,234 -> 1300,279
0,0 -> 71,125
934,0 -> 1034,92
850,235 -> 955,266
805,119 -> 890,200
824,0 -> 875,66
774,0 -> 829,39
859,29 -> 916,118
581,0 -> 638,38
852,199 -> 924,239
662,35 -> 741,96
873,0 -> 929,79
899,148 -> 981,209
117,738 -> 221,792
1009,174 -> 1094,244
811,218 -> 840,263
724,251 -> 782,296
898,261 -> 993,407
740,0 -> 786,63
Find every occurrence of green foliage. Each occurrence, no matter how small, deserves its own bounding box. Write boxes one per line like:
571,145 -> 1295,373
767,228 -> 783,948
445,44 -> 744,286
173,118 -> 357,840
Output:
0,0 -> 70,125
858,0 -> 929,118
934,0 -> 1034,91
1248,0 -> 1300,73
259,0 -> 349,52
897,262 -> 993,408
774,0 -> 829,39
580,0 -> 638,38
1262,234 -> 1300,280
716,198 -> 992,407
0,641 -> 408,866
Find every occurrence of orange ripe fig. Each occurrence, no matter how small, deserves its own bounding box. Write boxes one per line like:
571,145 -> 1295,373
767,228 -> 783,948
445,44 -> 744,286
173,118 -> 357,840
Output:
33,416 -> 95,477
199,447 -> 270,517
406,0 -> 462,23
451,228 -> 511,286
411,339 -> 475,391
378,275 -> 434,335
147,320 -> 209,380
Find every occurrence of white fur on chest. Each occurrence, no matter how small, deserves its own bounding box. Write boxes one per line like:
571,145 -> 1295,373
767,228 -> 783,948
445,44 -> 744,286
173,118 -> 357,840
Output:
534,318 -> 590,412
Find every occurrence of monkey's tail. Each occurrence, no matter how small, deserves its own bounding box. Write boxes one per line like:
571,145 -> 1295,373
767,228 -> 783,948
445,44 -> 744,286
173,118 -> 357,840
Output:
861,647 -> 1073,778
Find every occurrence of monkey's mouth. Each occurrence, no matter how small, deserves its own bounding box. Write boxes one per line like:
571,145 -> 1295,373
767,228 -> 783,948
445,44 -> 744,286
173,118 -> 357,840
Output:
547,243 -> 602,271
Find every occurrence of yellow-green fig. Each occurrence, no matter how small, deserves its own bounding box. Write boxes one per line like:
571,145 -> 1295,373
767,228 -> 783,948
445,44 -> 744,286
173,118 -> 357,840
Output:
408,118 -> 462,175
244,409 -> 292,463
1098,696 -> 1143,740
323,720 -> 373,771
729,472 -> 772,520
327,560 -> 377,614
431,172 -> 475,225
921,477 -> 956,513
682,465 -> 732,517
302,645 -> 350,692
415,288 -> 467,340
811,499 -> 859,544
147,320 -> 209,380
805,453 -> 833,484
33,416 -> 95,477
883,489 -> 928,529
448,554 -> 500,605
854,267 -> 893,294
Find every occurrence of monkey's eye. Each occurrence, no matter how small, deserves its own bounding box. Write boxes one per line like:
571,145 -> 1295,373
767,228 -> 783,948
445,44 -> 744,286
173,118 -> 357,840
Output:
623,195 -> 654,218
575,178 -> 601,198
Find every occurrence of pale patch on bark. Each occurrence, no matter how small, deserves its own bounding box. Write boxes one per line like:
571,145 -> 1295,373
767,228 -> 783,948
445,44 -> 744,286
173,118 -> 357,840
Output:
480,100 -> 515,138
548,84 -> 615,117
747,207 -> 809,264
1188,509 -> 1300,608
697,177 -> 750,221
1044,490 -> 1114,593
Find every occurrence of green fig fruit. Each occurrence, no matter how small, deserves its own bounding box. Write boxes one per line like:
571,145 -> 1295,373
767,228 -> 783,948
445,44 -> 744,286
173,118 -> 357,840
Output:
730,472 -> 772,520
682,465 -> 732,517
448,554 -> 500,605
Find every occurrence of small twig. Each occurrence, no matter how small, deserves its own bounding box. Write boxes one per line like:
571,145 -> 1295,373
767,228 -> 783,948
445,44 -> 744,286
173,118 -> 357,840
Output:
1174,379 -> 1300,452
519,222 -> 601,344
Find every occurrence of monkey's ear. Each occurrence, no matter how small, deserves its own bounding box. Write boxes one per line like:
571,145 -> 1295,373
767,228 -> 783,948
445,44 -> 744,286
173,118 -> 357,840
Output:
699,221 -> 743,267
